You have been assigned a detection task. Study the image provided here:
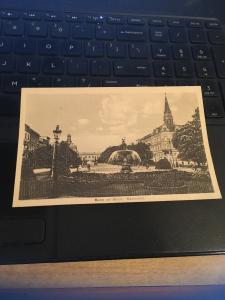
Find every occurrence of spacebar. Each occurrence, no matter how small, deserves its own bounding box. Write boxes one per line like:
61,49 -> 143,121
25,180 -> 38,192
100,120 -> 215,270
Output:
0,219 -> 45,245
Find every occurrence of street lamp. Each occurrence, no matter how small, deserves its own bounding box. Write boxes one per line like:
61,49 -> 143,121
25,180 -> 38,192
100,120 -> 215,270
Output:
53,125 -> 62,144
51,125 -> 62,196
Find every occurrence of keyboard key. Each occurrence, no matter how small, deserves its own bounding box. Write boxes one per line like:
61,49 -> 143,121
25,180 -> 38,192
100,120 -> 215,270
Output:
86,15 -> 105,23
117,26 -> 147,41
107,15 -> 125,24
96,25 -> 115,40
42,57 -> 65,74
168,19 -> 185,27
189,29 -> 206,43
85,41 -> 104,57
128,61 -> 152,76
149,17 -> 165,26
172,45 -> 191,60
0,38 -> 12,53
169,28 -> 187,43
14,39 -> 36,54
208,30 -> 225,45
0,55 -> 15,72
27,21 -> 48,37
152,44 -> 170,59
114,60 -> 151,76
213,46 -> 225,78
127,17 -> 145,25
175,62 -> 194,77
67,59 -> 88,75
187,20 -> 202,28
155,79 -> 175,86
23,11 -> 42,20
3,75 -> 27,93
205,21 -> 221,29
195,62 -> 215,78
176,79 -> 196,85
107,42 -> 126,58
199,80 -> 219,97
90,60 -> 110,76
44,12 -> 63,21
219,80 -> 225,102
78,77 -> 101,87
61,40 -> 82,56
150,28 -> 168,42
17,56 -> 40,73
50,23 -> 69,38
38,40 -> 59,56
129,43 -> 148,58
28,75 -> 52,87
52,76 -> 76,87
1,10 -> 19,19
103,78 -> 152,87
154,62 -> 173,77
4,21 -> 24,36
65,13 -> 83,23
204,97 -> 224,117
72,24 -> 93,39
192,45 -> 211,60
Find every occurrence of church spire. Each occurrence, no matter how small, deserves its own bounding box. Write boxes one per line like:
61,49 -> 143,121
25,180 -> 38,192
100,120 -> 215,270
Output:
163,93 -> 174,130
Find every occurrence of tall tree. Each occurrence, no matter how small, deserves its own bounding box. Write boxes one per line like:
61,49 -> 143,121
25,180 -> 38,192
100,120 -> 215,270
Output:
98,145 -> 123,163
24,142 -> 81,174
128,142 -> 153,163
172,108 -> 207,166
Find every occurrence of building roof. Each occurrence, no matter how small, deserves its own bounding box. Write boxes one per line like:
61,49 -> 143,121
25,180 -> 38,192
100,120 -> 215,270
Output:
139,95 -> 181,142
25,124 -> 40,137
164,94 -> 172,115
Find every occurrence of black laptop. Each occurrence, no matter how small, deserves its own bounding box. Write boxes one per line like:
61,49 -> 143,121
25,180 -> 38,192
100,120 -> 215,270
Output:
1,0 -> 225,264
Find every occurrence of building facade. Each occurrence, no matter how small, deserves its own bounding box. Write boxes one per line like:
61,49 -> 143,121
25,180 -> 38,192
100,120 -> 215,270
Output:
24,124 -> 40,152
66,134 -> 78,153
80,152 -> 100,162
139,94 -> 181,167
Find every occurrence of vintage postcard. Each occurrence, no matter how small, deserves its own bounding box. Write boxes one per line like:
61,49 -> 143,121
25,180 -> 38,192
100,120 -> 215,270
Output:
13,86 -> 221,207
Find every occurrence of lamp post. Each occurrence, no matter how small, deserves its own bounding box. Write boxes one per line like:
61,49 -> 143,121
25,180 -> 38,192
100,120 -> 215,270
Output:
51,125 -> 62,196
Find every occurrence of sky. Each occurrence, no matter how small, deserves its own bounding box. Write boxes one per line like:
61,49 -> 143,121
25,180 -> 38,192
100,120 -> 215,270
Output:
23,88 -> 199,153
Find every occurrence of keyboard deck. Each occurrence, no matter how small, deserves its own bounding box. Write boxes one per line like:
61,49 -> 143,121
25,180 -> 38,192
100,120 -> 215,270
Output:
0,9 -> 225,119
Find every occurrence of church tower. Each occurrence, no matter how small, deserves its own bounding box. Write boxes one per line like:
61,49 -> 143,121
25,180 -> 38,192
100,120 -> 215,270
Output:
163,93 -> 174,130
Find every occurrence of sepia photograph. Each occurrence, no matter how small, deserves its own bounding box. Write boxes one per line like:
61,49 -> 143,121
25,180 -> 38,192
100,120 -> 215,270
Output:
13,86 -> 221,207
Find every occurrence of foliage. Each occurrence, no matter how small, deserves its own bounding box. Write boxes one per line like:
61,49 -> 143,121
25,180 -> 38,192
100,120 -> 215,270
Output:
22,142 -> 81,177
155,158 -> 172,170
172,108 -> 207,166
31,145 -> 53,168
128,142 -> 153,164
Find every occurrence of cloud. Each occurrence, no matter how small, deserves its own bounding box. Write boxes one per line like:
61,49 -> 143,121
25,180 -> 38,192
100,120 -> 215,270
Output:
99,95 -> 138,134
96,126 -> 104,132
77,118 -> 90,126
142,101 -> 164,118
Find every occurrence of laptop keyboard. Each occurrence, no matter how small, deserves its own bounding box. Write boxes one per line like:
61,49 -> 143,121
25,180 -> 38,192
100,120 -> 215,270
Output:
0,9 -> 225,119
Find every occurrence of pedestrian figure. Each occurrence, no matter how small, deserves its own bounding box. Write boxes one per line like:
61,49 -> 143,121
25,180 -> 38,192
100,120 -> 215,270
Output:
87,162 -> 91,172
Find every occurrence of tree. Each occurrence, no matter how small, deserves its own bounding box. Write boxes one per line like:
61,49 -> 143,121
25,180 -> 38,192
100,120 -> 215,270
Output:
98,145 -> 123,163
31,144 -> 53,168
57,141 -> 81,174
172,108 -> 206,166
25,142 -> 81,175
155,158 -> 172,170
128,142 -> 153,164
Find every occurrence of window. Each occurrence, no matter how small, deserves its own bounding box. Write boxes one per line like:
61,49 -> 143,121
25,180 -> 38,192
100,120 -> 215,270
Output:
25,132 -> 30,142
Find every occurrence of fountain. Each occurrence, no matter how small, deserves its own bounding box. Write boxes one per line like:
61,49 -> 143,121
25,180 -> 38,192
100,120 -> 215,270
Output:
108,138 -> 141,173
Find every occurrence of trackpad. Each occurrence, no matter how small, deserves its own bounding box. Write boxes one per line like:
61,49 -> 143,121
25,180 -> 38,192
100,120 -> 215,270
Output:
0,219 -> 45,245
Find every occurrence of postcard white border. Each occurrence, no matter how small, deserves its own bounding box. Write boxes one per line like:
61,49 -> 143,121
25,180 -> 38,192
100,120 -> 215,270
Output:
13,86 -> 222,207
